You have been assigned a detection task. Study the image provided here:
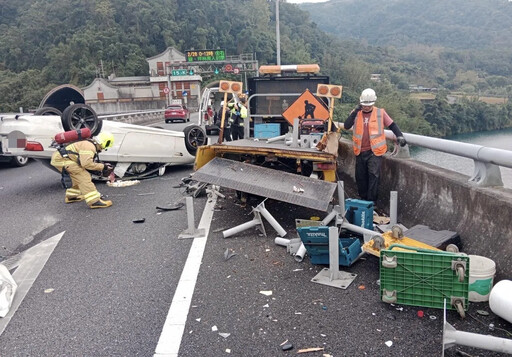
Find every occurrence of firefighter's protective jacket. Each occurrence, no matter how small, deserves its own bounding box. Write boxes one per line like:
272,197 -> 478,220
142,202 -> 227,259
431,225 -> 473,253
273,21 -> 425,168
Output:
51,140 -> 105,172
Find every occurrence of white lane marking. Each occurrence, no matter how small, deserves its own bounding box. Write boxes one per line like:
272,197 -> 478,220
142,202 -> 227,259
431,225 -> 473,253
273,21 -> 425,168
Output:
0,231 -> 65,336
154,195 -> 217,357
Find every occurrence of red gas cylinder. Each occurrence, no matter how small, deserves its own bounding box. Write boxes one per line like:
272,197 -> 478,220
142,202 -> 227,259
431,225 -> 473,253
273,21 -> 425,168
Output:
54,128 -> 91,144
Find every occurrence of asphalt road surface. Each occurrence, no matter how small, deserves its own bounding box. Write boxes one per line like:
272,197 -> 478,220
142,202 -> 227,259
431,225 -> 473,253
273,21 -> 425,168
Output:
1,116 -> 511,356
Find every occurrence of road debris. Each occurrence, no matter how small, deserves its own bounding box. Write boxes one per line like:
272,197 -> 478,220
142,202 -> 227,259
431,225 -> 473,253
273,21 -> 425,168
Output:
385,341 -> 393,347
44,288 -> 54,294
224,248 -> 237,261
106,180 -> 140,187
297,347 -> 324,353
476,310 -> 489,316
0,263 -> 17,317
280,340 -> 293,351
211,325 -> 218,332
219,332 -> 231,338
132,218 -> 145,223
259,290 -> 273,296
156,202 -> 185,211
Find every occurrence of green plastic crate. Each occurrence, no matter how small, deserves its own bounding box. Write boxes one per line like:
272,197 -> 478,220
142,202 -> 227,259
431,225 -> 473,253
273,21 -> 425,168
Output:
379,244 -> 469,315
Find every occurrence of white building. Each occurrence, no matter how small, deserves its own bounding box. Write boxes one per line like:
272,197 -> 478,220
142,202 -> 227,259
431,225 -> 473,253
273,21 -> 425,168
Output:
83,47 -> 202,113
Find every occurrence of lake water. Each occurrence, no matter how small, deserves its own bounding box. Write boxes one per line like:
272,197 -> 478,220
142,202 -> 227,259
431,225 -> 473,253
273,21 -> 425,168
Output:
410,128 -> 512,189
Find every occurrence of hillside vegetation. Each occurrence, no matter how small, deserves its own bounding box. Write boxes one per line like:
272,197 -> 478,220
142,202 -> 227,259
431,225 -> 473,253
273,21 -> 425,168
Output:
301,0 -> 512,95
1,0 -> 512,137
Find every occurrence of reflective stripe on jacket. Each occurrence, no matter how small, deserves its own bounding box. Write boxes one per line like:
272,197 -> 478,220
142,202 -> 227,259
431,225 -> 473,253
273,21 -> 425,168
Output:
352,108 -> 387,156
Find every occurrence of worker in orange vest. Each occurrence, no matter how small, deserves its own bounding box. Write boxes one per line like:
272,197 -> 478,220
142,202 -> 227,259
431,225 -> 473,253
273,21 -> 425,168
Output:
344,88 -> 407,203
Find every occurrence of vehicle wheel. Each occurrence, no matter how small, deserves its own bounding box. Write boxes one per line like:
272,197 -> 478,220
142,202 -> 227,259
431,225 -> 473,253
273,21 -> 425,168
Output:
34,107 -> 63,116
165,120 -> 169,124
61,104 -> 102,136
11,156 -> 29,167
183,125 -> 207,155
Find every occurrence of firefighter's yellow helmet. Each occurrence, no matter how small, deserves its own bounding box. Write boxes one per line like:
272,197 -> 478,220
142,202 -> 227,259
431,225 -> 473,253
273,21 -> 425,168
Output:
95,131 -> 114,150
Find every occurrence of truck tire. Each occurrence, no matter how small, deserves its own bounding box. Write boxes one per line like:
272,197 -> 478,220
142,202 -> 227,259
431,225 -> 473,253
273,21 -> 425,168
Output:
183,125 -> 207,155
34,107 -> 63,116
61,104 -> 103,136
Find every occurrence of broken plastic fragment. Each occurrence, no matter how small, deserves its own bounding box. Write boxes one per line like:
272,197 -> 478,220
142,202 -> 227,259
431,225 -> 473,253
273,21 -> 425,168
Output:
133,218 -> 145,223
212,325 -> 218,332
259,290 -> 273,296
156,202 -> 185,211
0,264 -> 17,317
219,332 -> 231,338
385,341 -> 393,347
263,304 -> 269,308
44,288 -> 55,294
476,310 -> 489,316
281,342 -> 293,351
224,248 -> 237,261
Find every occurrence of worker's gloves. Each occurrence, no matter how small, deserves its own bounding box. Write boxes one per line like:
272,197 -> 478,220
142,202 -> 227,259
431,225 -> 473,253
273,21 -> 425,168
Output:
102,163 -> 114,176
397,136 -> 407,147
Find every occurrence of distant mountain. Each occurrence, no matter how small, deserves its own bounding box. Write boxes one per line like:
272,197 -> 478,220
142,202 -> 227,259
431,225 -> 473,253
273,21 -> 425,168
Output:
300,0 -> 512,50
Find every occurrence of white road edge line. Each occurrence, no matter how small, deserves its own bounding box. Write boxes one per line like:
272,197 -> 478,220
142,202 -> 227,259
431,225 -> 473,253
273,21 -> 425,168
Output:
0,231 -> 65,337
154,194 -> 217,357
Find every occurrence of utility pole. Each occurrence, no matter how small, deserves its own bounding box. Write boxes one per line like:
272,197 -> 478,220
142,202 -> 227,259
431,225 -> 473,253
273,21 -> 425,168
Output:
276,0 -> 281,66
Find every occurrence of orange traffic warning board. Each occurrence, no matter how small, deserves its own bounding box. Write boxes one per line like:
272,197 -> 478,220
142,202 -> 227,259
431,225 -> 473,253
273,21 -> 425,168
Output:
282,89 -> 329,125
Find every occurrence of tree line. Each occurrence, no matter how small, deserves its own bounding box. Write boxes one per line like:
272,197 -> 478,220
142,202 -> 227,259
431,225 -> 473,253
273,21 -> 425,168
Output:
0,0 -> 511,137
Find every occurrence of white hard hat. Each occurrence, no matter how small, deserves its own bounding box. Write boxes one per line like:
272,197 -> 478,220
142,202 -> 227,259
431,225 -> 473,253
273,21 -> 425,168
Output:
360,88 -> 377,106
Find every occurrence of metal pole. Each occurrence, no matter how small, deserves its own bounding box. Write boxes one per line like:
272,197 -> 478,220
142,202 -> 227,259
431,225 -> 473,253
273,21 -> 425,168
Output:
223,219 -> 261,238
328,226 -> 340,281
390,191 -> 398,225
276,0 -> 281,66
218,92 -> 228,144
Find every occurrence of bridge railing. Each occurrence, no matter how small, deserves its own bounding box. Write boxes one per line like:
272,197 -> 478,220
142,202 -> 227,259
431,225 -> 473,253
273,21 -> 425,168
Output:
99,109 -> 165,126
384,130 -> 511,187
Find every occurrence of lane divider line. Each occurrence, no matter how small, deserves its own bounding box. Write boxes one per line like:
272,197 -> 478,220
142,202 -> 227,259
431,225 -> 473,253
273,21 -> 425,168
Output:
154,194 -> 217,357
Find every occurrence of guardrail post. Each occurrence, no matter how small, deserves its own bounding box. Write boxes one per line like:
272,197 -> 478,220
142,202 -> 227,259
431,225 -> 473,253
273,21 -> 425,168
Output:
470,160 -> 503,187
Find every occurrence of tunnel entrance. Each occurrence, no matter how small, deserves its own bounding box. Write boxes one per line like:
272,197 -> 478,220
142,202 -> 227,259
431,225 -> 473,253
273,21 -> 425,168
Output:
39,84 -> 85,113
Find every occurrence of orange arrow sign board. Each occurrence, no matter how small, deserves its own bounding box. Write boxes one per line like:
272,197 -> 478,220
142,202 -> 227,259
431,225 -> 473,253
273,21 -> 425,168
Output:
282,89 -> 329,125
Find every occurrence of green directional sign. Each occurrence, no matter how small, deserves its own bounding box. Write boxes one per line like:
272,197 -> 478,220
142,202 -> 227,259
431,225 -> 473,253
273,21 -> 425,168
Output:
172,69 -> 188,76
186,49 -> 226,62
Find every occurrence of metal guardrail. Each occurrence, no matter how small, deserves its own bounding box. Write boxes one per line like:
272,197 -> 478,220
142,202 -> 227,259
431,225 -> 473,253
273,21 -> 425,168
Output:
99,109 -> 165,121
384,130 -> 511,187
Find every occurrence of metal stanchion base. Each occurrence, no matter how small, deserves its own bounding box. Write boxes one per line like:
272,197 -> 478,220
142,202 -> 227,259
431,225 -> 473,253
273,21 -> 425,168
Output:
311,268 -> 357,290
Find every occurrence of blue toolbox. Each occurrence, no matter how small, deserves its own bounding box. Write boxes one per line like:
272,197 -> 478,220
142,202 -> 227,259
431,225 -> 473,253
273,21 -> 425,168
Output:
297,226 -> 362,266
254,123 -> 281,139
345,199 -> 374,230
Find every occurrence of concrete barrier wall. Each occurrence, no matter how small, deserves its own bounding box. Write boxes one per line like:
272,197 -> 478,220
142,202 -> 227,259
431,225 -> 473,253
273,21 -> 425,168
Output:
337,138 -> 512,280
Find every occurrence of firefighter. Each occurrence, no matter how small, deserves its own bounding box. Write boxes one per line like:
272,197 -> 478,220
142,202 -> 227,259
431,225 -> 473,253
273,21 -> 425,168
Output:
50,131 -> 115,208
344,88 -> 407,203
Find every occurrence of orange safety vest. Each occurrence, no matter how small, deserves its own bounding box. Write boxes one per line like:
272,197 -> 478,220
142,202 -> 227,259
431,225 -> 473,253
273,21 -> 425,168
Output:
352,107 -> 387,156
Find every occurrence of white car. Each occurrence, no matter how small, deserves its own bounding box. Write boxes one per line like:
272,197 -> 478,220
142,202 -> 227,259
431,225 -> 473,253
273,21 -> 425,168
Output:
0,104 -> 208,179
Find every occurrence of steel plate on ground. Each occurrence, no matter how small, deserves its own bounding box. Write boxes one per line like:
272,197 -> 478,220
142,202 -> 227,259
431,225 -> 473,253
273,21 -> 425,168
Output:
193,157 -> 336,211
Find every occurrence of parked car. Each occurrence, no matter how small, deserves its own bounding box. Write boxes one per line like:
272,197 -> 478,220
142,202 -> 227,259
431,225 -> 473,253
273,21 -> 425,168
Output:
0,104 -> 208,179
165,104 -> 190,123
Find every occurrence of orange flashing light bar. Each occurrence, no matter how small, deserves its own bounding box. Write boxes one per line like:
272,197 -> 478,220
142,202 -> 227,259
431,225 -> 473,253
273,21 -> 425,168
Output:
259,64 -> 320,75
